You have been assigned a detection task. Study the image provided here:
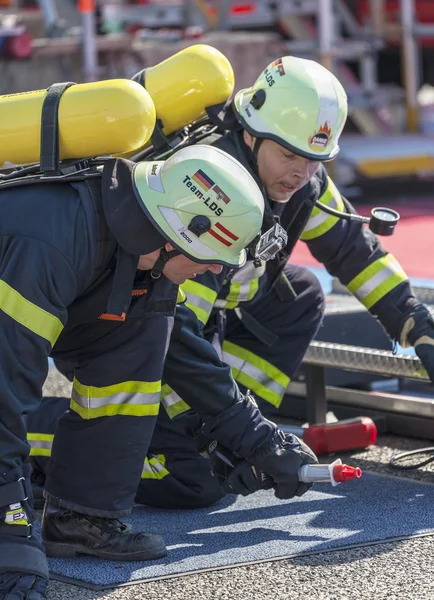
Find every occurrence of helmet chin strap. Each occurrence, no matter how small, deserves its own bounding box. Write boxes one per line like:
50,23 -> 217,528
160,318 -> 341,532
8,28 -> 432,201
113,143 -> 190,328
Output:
150,216 -> 212,279
252,137 -> 263,166
151,247 -> 181,280
239,131 -> 263,178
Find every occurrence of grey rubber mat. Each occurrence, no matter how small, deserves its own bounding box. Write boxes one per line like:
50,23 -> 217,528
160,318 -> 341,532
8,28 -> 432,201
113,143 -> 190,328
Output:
36,472 -> 434,589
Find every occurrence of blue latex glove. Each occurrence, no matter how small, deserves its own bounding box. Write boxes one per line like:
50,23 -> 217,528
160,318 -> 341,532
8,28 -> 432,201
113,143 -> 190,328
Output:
0,573 -> 48,600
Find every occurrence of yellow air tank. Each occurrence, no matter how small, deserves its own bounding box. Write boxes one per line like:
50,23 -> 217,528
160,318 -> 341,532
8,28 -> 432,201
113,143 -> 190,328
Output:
129,44 -> 234,154
0,79 -> 156,166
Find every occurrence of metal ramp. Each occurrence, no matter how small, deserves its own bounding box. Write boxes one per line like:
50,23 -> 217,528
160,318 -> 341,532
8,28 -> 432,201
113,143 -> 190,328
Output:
284,286 -> 434,441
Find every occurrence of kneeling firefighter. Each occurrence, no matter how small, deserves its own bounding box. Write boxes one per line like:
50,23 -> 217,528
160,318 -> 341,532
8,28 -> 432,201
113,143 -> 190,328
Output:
29,53 -> 434,509
0,74 -> 321,597
133,54 -> 434,505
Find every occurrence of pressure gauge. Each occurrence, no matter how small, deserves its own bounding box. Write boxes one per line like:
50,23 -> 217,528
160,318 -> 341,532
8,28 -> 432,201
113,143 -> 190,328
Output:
369,207 -> 400,236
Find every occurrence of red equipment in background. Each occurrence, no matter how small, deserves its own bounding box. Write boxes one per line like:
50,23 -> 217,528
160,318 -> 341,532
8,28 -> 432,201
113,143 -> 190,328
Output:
0,20 -> 32,60
302,417 -> 378,456
282,417 -> 378,456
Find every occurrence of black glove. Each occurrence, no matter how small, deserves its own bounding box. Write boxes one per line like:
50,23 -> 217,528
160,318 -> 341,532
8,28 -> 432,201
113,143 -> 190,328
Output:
202,395 -> 318,499
208,431 -> 318,500
208,441 -> 273,496
247,430 -> 319,500
0,573 -> 47,600
399,306 -> 434,382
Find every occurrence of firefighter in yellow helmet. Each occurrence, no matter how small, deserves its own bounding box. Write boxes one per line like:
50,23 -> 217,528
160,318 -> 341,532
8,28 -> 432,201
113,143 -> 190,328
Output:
0,140 -> 322,599
124,54 -> 432,505
30,55 -> 433,517
233,55 -> 347,162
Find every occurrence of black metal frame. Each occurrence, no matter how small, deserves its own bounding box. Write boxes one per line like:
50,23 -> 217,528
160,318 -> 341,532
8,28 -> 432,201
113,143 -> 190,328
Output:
283,370 -> 434,441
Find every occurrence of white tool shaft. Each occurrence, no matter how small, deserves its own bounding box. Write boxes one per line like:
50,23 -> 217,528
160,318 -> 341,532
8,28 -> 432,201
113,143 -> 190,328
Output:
298,459 -> 342,486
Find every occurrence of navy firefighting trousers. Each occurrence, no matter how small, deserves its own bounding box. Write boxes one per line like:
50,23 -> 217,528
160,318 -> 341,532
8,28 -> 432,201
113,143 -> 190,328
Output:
28,264 -> 324,509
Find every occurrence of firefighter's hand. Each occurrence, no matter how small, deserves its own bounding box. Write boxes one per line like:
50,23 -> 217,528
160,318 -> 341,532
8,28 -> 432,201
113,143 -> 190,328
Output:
208,442 -> 273,496
0,573 -> 48,600
400,306 -> 434,383
247,431 -> 319,500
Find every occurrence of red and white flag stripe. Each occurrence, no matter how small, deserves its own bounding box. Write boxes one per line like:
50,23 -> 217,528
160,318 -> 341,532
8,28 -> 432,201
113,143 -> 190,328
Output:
208,222 -> 239,247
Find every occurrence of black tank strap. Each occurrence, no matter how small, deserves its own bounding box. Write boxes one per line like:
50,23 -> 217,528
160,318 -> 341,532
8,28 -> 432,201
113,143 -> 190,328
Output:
274,271 -> 297,302
0,479 -> 27,508
131,67 -> 147,88
234,307 -> 278,347
40,81 -> 76,173
83,176 -> 117,277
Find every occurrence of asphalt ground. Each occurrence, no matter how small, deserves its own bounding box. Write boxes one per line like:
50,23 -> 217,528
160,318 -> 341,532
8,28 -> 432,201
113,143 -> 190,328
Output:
41,368 -> 434,600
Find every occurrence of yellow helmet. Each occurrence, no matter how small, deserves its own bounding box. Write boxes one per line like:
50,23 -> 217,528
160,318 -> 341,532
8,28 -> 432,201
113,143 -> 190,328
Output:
233,56 -> 348,161
133,145 -> 264,268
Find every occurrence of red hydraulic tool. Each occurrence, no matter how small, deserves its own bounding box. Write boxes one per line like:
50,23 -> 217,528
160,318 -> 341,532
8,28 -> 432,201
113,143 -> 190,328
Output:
280,417 -> 377,456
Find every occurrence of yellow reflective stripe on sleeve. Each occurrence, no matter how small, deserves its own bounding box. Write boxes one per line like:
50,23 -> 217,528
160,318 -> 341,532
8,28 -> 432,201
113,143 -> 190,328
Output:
225,281 -> 242,302
214,298 -> 239,310
27,433 -> 54,457
177,288 -> 186,304
246,278 -> 259,301
185,301 -> 210,324
70,378 -> 161,419
181,280 -> 217,325
141,455 -> 169,480
0,280 -> 63,346
300,177 -> 345,241
222,340 -> 289,408
346,254 -> 408,309
161,384 -> 191,418
181,280 -> 217,304
214,262 -> 265,310
214,279 -> 259,310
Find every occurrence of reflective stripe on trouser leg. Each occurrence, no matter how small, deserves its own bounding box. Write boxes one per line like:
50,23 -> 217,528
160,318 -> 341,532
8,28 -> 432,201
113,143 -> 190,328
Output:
136,454 -> 224,510
28,434 -> 53,458
161,383 -> 191,418
141,455 -> 169,480
25,395 -> 70,475
70,378 -> 161,419
135,408 -> 224,510
45,313 -> 173,517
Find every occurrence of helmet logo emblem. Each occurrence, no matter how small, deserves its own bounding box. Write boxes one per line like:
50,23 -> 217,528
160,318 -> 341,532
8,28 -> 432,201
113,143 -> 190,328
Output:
191,170 -> 231,205
192,169 -> 214,191
213,185 -> 231,205
183,170 -> 232,218
309,121 -> 332,152
271,58 -> 285,77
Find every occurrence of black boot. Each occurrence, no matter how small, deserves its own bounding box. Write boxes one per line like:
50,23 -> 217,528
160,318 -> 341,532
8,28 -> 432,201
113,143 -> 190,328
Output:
42,505 -> 167,561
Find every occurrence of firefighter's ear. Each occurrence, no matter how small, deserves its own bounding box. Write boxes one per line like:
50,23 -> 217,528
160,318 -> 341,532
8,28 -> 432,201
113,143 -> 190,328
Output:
243,129 -> 256,151
165,242 -> 175,252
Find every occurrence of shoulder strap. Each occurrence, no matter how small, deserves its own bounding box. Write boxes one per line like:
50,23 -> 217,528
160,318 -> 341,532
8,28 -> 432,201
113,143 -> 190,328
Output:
40,81 -> 76,173
83,176 -> 117,278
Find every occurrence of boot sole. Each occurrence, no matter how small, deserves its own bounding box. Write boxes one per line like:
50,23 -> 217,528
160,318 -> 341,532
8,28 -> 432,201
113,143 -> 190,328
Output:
43,540 -> 167,562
